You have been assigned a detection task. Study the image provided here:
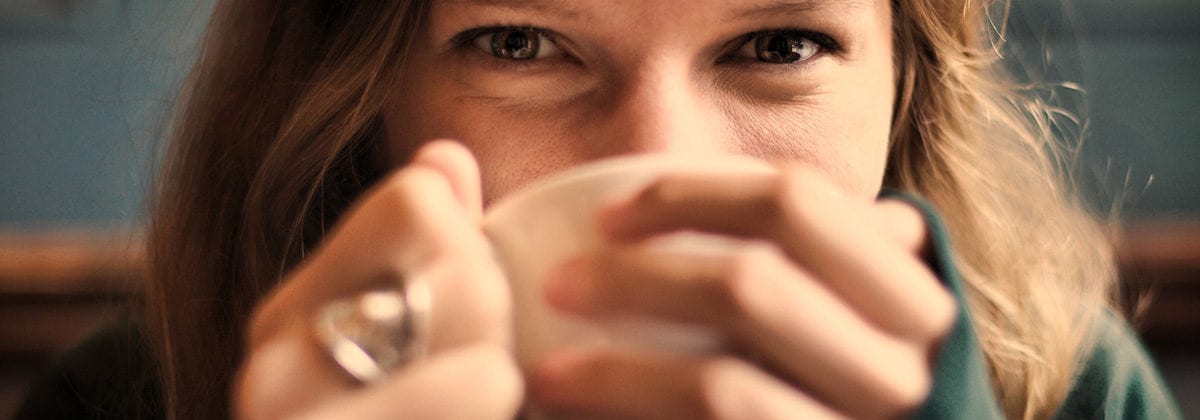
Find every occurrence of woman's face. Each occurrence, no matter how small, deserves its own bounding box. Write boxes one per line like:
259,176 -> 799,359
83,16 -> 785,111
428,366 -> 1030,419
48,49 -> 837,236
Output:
385,0 -> 895,204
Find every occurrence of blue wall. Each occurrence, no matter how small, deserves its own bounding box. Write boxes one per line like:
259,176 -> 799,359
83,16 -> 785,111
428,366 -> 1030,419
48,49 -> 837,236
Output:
1,1 -> 1197,227
0,0 -> 212,228
1008,2 -> 1200,218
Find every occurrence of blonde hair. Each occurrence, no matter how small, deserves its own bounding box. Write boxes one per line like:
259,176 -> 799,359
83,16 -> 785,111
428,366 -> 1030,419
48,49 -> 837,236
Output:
890,1 -> 1114,418
148,0 -> 1114,418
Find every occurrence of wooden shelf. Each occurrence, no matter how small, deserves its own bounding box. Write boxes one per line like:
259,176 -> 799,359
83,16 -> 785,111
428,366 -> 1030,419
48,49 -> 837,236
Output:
0,222 -> 1196,352
0,230 -> 143,296
0,222 -> 1196,418
0,231 -> 142,358
1116,220 -> 1200,339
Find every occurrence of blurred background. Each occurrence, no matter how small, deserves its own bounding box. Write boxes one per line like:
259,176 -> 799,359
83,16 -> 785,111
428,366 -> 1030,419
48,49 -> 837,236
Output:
0,0 -> 1196,417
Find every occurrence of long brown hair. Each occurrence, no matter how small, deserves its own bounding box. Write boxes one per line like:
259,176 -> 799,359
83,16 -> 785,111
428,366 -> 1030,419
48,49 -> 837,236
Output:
147,2 -> 428,417
148,1 -> 1114,418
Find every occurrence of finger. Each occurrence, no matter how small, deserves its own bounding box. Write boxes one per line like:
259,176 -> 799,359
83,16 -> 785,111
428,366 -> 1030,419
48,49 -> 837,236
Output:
410,139 -> 484,222
596,165 -> 954,341
238,336 -> 522,420
544,244 -> 930,418
236,331 -> 351,419
301,344 -> 523,420
871,199 -> 929,258
248,163 -> 507,352
598,170 -> 778,241
530,349 -> 843,420
248,165 -> 464,344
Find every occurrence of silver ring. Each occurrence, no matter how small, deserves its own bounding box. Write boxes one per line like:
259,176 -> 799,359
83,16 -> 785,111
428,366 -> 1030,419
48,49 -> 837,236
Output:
313,280 -> 432,383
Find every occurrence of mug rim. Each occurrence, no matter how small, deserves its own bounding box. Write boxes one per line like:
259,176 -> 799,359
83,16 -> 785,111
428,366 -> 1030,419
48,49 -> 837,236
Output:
482,153 -> 775,226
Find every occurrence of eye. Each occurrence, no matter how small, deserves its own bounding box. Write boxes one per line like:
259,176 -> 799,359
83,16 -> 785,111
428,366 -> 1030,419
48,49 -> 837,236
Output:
734,31 -> 828,64
469,27 -> 563,61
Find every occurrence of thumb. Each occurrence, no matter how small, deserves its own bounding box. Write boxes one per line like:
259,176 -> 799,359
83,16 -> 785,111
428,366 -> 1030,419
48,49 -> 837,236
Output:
410,139 -> 484,221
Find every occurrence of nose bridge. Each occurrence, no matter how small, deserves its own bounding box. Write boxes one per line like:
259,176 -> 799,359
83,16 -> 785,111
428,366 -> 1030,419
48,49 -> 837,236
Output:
599,59 -> 722,156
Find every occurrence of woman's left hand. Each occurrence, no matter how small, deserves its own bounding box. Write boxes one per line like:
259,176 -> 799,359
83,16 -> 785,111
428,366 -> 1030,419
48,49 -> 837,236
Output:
530,164 -> 958,420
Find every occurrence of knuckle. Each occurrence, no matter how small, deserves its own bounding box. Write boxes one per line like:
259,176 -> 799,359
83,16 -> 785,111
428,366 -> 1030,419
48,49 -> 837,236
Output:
244,290 -> 292,348
396,346 -> 525,418
717,245 -> 781,318
538,351 -> 611,387
779,164 -> 833,196
460,345 -> 523,396
696,357 -> 756,419
234,335 -> 310,420
935,290 -> 959,328
374,169 -> 424,208
874,199 -> 923,226
347,171 -> 425,239
775,165 -> 839,228
871,349 -> 933,416
893,281 -> 957,345
638,174 -> 690,208
891,373 -> 933,415
422,264 -> 513,349
366,168 -> 477,261
244,307 -> 274,348
458,264 -> 513,320
777,165 -> 821,200
916,290 -> 958,343
370,167 -> 453,218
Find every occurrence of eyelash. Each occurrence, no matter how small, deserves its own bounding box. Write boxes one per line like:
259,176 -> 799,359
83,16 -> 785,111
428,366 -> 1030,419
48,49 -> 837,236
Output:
449,25 -> 557,47
448,25 -> 841,68
449,25 -> 566,70
726,28 -> 842,62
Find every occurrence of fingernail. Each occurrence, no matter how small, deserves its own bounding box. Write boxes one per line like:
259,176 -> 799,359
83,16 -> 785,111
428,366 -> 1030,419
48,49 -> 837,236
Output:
596,201 -> 634,239
530,348 -> 587,401
537,348 -> 585,379
543,260 -> 593,313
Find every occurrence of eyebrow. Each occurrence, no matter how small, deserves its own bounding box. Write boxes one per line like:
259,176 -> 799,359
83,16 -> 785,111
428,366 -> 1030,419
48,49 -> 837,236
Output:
728,0 -> 874,21
443,0 -> 872,24
445,0 -> 584,20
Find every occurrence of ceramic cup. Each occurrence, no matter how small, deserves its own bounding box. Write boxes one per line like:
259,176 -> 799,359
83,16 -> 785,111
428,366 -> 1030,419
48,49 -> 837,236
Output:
482,154 -> 777,373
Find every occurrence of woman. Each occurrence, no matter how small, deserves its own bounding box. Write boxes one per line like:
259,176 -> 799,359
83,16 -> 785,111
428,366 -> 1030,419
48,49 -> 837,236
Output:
17,0 -> 1180,419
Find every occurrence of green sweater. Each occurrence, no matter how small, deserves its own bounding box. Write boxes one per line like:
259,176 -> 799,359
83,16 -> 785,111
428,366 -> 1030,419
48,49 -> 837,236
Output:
16,199 -> 1184,419
900,194 -> 1183,419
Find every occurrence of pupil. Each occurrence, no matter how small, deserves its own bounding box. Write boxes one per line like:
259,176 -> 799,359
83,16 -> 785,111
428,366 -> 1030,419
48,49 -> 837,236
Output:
759,35 -> 801,63
504,32 -> 529,53
494,30 -> 537,60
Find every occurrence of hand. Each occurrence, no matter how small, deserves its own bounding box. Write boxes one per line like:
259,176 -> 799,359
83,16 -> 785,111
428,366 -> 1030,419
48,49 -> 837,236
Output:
234,141 -> 522,420
532,164 -> 956,419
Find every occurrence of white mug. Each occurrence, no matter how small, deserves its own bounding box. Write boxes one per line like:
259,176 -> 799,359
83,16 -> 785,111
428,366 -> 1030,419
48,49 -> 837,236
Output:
482,154 -> 777,371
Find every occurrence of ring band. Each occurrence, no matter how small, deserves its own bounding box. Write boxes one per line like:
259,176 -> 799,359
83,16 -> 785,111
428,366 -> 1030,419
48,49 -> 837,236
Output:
313,280 -> 432,383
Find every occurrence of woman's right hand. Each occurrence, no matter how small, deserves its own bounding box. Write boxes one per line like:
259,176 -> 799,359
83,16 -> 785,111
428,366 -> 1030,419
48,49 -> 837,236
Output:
233,140 -> 523,420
